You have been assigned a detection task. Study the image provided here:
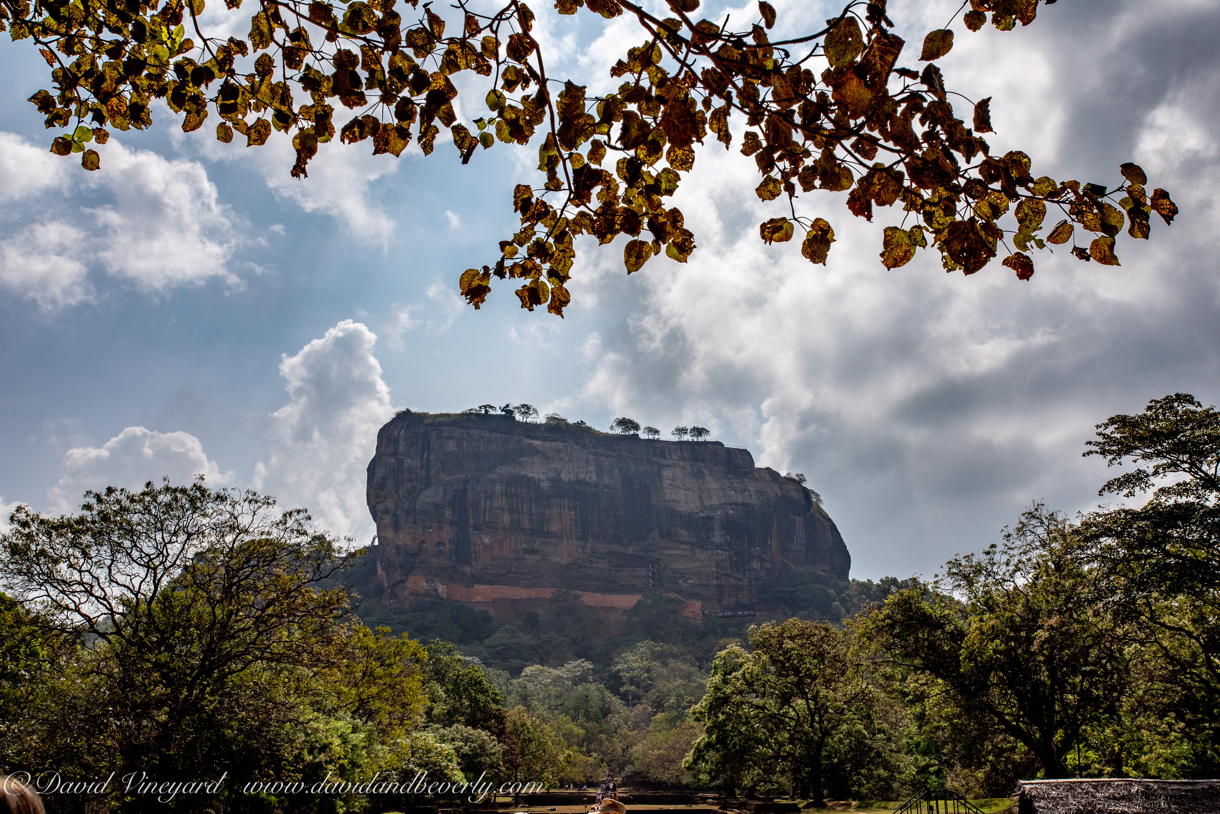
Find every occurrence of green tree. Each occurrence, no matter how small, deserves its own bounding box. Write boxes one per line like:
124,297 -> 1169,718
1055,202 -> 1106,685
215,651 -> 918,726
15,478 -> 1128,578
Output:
2,0 -> 1177,315
1076,393 -> 1220,773
0,480 -> 440,812
1080,394 -> 1220,696
685,619 -> 863,805
611,416 -> 641,435
630,714 -> 702,785
423,641 -> 507,734
856,504 -> 1130,779
504,706 -> 564,790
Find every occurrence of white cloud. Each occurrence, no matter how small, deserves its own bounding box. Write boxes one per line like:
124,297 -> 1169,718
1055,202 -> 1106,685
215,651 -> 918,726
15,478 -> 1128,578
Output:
89,143 -> 242,291
382,302 -> 420,350
175,118 -> 401,246
0,497 -> 23,535
0,134 -> 242,308
0,221 -> 92,310
0,131 -> 69,202
444,210 -> 462,230
254,320 -> 395,542
257,142 -> 399,245
380,280 -> 467,349
46,427 -> 233,514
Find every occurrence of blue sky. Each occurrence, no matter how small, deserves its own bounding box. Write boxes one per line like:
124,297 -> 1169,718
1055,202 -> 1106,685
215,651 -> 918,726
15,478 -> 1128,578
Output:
2,0 -> 1219,580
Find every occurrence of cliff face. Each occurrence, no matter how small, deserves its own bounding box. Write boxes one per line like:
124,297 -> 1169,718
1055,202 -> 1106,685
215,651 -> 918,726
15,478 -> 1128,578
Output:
365,411 -> 850,618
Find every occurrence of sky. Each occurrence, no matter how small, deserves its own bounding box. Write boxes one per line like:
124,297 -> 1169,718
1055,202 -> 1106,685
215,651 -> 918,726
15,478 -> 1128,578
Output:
1,0 -> 1218,581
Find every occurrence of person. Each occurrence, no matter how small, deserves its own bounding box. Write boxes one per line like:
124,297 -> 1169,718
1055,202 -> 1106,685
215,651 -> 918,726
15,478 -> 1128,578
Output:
596,799 -> 627,814
1,776 -> 45,814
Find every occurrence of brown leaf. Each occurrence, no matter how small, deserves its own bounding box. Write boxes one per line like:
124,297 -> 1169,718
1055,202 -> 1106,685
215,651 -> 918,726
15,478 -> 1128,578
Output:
847,184 -> 873,221
941,219 -> 995,275
660,99 -> 698,148
830,70 -> 873,118
1120,162 -> 1147,186
758,1 -> 775,29
1150,188 -> 1178,224
870,169 -> 903,207
246,117 -> 271,146
755,176 -> 782,201
1089,236 -> 1120,266
759,217 -> 794,244
824,17 -> 863,68
741,131 -> 762,156
1015,199 -> 1046,231
1003,252 -> 1034,280
547,283 -> 571,316
81,149 -> 101,171
859,32 -> 904,91
1098,202 -> 1125,238
666,145 -> 694,171
881,226 -> 915,269
920,29 -> 953,61
460,267 -> 492,308
973,97 -> 992,133
249,12 -> 272,51
1072,246 -> 1091,262
1017,0 -> 1038,26
1127,209 -> 1150,240
624,238 -> 652,273
801,218 -> 835,265
1046,220 -> 1073,245
964,9 -> 986,30
515,278 -> 550,310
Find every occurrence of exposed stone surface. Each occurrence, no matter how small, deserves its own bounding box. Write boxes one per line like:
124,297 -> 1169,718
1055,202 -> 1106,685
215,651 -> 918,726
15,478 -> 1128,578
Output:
366,411 -> 850,617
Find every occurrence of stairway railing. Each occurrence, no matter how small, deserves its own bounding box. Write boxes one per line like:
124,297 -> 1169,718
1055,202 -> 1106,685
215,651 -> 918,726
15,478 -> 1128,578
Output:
891,788 -> 986,814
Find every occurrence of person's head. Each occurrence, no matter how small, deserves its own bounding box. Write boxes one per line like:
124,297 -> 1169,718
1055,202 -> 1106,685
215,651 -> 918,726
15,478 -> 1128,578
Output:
2,776 -> 45,814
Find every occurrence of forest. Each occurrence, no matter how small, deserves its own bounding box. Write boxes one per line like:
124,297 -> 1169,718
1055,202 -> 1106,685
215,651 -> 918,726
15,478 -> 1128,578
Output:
1,393 -> 1217,813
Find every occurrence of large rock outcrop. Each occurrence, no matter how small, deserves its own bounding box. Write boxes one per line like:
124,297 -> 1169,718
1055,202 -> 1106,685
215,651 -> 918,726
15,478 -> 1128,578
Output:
365,411 -> 850,619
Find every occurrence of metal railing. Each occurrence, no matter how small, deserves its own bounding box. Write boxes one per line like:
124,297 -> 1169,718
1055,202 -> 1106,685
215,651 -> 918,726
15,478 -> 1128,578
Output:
892,789 -> 986,814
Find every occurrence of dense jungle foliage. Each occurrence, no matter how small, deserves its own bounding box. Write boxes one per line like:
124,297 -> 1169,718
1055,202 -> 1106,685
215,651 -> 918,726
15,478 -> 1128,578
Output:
2,393 -> 1217,812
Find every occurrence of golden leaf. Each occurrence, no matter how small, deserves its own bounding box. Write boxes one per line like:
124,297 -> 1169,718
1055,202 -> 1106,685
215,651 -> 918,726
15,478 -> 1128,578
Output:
1089,236 -> 1120,266
920,29 -> 953,62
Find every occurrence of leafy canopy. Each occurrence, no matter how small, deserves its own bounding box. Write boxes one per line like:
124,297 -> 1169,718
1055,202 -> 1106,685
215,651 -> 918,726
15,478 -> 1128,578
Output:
2,0 -> 1177,314
686,619 -> 864,804
855,504 -> 1130,779
1080,393 -> 1220,702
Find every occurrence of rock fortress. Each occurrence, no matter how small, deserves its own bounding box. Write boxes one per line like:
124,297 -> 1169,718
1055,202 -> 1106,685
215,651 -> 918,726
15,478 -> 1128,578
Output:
365,410 -> 850,627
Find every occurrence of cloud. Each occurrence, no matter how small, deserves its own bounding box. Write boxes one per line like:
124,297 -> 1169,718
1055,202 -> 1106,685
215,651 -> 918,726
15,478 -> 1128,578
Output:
380,280 -> 467,348
559,0 -> 1220,579
0,221 -> 92,310
256,142 -> 399,245
172,112 -> 401,246
382,303 -> 420,350
89,143 -> 242,291
0,134 -> 242,309
254,320 -> 395,543
0,131 -> 69,202
46,427 -> 233,514
0,497 -> 23,535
